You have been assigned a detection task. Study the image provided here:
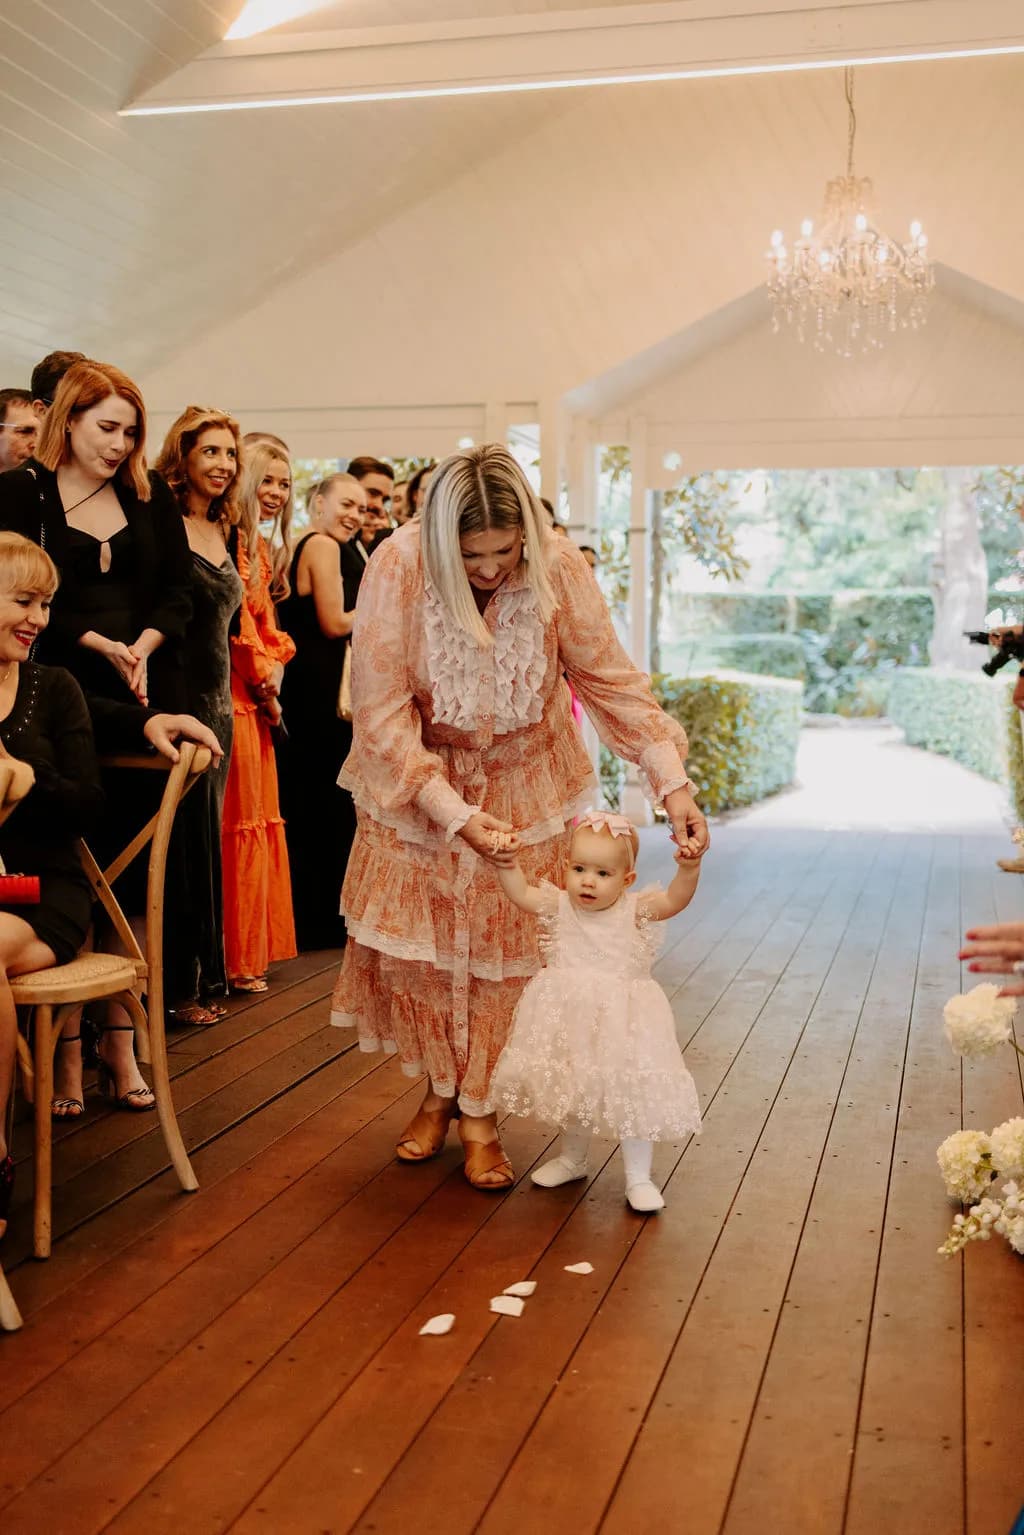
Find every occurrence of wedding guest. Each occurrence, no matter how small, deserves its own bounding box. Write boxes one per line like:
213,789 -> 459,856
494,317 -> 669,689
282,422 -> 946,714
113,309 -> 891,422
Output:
153,407 -> 244,1023
344,456 -> 393,590
407,462 -> 434,519
221,443 -> 297,991
330,445 -> 708,1188
278,473 -> 362,949
0,391 -> 37,473
0,360 -> 191,713
243,431 -> 290,455
30,350 -> 87,419
579,544 -> 599,570
0,534 -> 104,1180
391,480 -> 410,525
248,441 -> 293,604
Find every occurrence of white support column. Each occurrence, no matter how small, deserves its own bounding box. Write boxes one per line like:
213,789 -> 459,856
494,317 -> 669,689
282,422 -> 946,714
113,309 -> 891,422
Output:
566,419 -> 598,541
539,396 -> 566,508
622,418 -> 654,824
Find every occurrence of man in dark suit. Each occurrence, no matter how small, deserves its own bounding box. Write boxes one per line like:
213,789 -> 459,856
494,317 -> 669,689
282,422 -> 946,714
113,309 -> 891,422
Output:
341,455 -> 394,590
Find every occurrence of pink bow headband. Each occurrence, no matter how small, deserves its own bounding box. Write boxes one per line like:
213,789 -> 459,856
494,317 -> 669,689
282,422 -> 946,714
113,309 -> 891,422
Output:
574,809 -> 637,868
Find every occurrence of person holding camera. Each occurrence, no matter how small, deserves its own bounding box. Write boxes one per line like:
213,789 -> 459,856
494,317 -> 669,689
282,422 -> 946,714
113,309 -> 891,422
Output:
986,624 -> 1024,872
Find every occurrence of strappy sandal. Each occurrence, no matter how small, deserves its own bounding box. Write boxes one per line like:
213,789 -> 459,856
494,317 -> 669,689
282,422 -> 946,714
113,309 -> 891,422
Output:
458,1124 -> 514,1191
51,1033 -> 85,1121
169,1001 -> 226,1026
231,977 -> 269,994
95,1025 -> 155,1113
396,1100 -> 461,1162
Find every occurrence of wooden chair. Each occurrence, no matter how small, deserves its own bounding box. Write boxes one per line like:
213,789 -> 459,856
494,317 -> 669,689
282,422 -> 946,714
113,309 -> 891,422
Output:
8,741 -> 211,1277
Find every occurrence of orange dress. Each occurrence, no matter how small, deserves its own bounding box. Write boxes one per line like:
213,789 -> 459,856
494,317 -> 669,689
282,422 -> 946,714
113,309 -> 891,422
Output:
330,522 -> 695,1113
222,540 -> 297,981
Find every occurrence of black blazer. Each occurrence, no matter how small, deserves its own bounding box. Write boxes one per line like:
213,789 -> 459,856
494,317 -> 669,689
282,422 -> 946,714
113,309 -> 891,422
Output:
0,459 -> 192,657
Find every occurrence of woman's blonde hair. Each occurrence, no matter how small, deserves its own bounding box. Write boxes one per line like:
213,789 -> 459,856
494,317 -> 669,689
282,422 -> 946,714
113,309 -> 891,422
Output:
153,405 -> 244,527
237,442 -> 293,602
308,472 -> 362,521
37,360 -> 150,501
0,532 -> 59,598
420,444 -> 555,645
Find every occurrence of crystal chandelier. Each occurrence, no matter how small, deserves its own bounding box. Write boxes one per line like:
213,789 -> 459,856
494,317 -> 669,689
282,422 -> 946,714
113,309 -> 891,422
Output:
766,68 -> 933,356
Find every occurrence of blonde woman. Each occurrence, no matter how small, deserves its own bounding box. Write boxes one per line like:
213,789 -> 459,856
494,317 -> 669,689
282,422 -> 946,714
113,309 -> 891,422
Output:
0,533 -> 104,1231
331,445 -> 708,1190
221,443 -> 297,991
153,408 -> 244,1022
278,474 -> 362,950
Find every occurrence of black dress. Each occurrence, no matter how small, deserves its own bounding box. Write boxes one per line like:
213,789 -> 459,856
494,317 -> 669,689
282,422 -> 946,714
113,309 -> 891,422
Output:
162,547 -> 243,1003
0,462 -> 192,710
0,665 -> 102,964
277,533 -> 354,950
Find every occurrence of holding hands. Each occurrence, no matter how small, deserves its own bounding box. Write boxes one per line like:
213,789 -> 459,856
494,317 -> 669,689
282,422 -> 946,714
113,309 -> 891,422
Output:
664,786 -> 709,860
459,812 -> 521,867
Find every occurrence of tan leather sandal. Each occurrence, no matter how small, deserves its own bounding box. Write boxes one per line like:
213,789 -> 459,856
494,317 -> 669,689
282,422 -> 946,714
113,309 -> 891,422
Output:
459,1125 -> 514,1190
396,1100 -> 460,1162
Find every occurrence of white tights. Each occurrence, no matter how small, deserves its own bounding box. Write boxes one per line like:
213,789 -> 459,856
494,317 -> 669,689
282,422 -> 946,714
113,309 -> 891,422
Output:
531,1131 -> 665,1212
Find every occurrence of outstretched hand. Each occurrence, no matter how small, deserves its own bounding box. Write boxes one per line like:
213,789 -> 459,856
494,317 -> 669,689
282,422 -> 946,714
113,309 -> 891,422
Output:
960,921 -> 1024,996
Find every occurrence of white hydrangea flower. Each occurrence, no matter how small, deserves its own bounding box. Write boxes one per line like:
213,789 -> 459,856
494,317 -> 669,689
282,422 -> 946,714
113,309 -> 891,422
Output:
989,1118 -> 1024,1180
995,1181 -> 1024,1255
936,1129 -> 995,1201
943,985 -> 1017,1057
938,1194 -> 1004,1256
1013,827 -> 1024,848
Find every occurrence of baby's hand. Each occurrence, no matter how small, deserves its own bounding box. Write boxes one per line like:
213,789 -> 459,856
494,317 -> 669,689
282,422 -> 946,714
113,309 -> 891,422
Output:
673,844 -> 704,867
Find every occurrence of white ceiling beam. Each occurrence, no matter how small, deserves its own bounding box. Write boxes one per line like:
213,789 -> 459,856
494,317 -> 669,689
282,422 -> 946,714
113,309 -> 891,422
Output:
122,0 -> 1024,114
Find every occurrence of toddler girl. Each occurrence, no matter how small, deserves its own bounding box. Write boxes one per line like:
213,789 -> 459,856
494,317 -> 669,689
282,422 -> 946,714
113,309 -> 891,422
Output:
489,810 -> 703,1212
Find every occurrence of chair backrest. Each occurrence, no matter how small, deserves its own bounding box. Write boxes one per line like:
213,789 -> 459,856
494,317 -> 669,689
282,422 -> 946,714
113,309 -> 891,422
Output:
93,743 -> 213,1012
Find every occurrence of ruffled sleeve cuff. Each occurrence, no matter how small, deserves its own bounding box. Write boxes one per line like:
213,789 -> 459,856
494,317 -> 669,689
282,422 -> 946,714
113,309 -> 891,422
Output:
638,742 -> 699,805
415,775 -> 476,841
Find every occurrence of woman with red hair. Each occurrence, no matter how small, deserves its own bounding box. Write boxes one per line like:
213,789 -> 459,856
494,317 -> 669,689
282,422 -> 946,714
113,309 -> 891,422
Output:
0,360 -> 193,1108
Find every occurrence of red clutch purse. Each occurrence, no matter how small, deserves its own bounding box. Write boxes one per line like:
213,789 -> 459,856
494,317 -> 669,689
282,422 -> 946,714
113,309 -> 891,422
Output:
0,875 -> 40,903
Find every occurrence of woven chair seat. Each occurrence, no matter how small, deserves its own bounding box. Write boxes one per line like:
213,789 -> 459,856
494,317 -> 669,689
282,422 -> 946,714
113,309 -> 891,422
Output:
12,952 -> 139,1006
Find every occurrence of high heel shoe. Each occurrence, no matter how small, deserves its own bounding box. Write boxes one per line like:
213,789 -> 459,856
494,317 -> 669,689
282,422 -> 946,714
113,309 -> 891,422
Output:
50,1033 -> 85,1120
396,1098 -> 461,1162
95,1025 -> 156,1113
458,1121 -> 514,1191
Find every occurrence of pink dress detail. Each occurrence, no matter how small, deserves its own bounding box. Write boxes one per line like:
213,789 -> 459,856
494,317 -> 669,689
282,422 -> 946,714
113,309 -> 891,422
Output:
329,521 -> 694,1114
489,887 -> 702,1141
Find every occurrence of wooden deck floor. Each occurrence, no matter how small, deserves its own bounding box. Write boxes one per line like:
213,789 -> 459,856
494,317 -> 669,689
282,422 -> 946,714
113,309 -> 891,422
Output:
2,734 -> 1024,1534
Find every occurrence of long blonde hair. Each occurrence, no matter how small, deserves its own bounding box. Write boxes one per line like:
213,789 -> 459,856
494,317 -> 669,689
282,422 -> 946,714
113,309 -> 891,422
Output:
420,444 -> 555,645
237,442 -> 293,601
153,405 -> 244,527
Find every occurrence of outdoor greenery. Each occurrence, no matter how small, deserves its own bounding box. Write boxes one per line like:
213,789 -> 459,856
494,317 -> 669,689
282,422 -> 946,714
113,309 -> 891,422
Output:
888,669 -> 1024,817
653,672 -> 803,813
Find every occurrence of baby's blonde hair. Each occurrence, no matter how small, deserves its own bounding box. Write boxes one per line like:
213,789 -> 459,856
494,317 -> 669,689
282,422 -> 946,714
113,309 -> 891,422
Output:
569,818 -> 639,873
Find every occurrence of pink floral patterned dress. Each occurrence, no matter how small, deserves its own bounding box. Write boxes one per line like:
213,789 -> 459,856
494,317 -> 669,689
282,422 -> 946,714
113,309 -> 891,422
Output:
329,521 -> 695,1113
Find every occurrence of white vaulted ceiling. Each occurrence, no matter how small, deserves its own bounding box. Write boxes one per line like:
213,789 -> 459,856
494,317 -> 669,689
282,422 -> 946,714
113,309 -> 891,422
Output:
4,0 -> 1024,471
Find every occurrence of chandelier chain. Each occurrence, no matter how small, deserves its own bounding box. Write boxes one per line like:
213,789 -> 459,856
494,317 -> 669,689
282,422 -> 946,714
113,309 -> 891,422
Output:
845,66 -> 856,178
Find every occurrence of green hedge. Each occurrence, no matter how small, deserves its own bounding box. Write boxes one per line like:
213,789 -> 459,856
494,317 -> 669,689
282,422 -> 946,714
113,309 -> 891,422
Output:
653,670 -> 803,814
663,634 -> 806,681
668,589 -> 934,667
888,668 -> 1024,817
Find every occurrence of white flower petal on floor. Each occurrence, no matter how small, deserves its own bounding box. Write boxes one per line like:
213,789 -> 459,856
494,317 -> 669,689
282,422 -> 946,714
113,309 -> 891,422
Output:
419,1313 -> 455,1336
490,1295 -> 526,1317
564,1262 -> 594,1275
503,1281 -> 537,1298
943,984 -> 1016,1057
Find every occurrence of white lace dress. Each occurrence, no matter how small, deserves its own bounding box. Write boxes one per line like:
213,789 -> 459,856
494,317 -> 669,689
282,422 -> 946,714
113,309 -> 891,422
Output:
489,887 -> 703,1141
